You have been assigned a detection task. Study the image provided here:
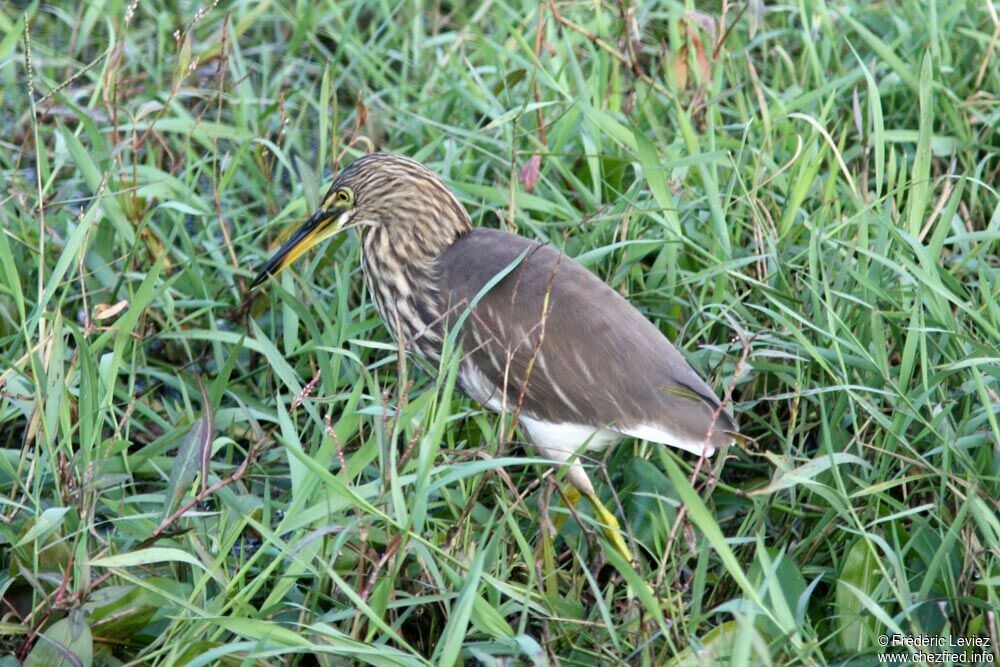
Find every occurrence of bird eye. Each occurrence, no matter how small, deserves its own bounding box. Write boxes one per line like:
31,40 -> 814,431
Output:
323,188 -> 352,211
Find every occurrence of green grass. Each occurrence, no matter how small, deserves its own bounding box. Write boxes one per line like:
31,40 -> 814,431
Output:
1,0 -> 998,664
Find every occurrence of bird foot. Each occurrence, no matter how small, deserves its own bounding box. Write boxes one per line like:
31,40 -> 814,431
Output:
548,485 -> 635,562
585,493 -> 634,562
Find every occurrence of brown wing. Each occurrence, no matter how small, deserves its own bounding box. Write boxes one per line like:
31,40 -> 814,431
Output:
435,228 -> 736,452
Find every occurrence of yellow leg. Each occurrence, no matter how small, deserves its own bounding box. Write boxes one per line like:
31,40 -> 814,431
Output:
549,485 -> 634,561
554,485 -> 581,531
584,492 -> 634,562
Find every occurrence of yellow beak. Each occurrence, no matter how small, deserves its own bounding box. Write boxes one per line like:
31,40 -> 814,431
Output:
251,205 -> 348,288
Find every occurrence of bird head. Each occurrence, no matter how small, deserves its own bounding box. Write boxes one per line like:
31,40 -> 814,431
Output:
251,153 -> 472,288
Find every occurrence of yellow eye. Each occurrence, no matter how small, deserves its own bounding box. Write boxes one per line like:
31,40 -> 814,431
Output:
323,188 -> 352,211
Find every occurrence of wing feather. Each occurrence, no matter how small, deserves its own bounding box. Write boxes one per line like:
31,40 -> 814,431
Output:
436,228 -> 736,451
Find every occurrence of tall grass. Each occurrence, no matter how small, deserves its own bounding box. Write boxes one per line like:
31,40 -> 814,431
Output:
0,1 -> 997,664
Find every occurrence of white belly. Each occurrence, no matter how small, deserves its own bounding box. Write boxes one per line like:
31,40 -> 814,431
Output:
458,359 -> 713,461
517,414 -> 622,453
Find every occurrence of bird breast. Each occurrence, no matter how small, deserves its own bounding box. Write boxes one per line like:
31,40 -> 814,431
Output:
359,228 -> 444,362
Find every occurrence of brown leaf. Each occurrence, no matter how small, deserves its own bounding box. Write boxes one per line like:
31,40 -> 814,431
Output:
671,44 -> 689,90
93,300 -> 129,322
689,28 -> 711,82
356,99 -> 368,128
520,154 -> 541,193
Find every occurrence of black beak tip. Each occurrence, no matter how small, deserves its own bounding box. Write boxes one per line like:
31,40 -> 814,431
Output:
248,206 -> 337,291
250,267 -> 271,290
